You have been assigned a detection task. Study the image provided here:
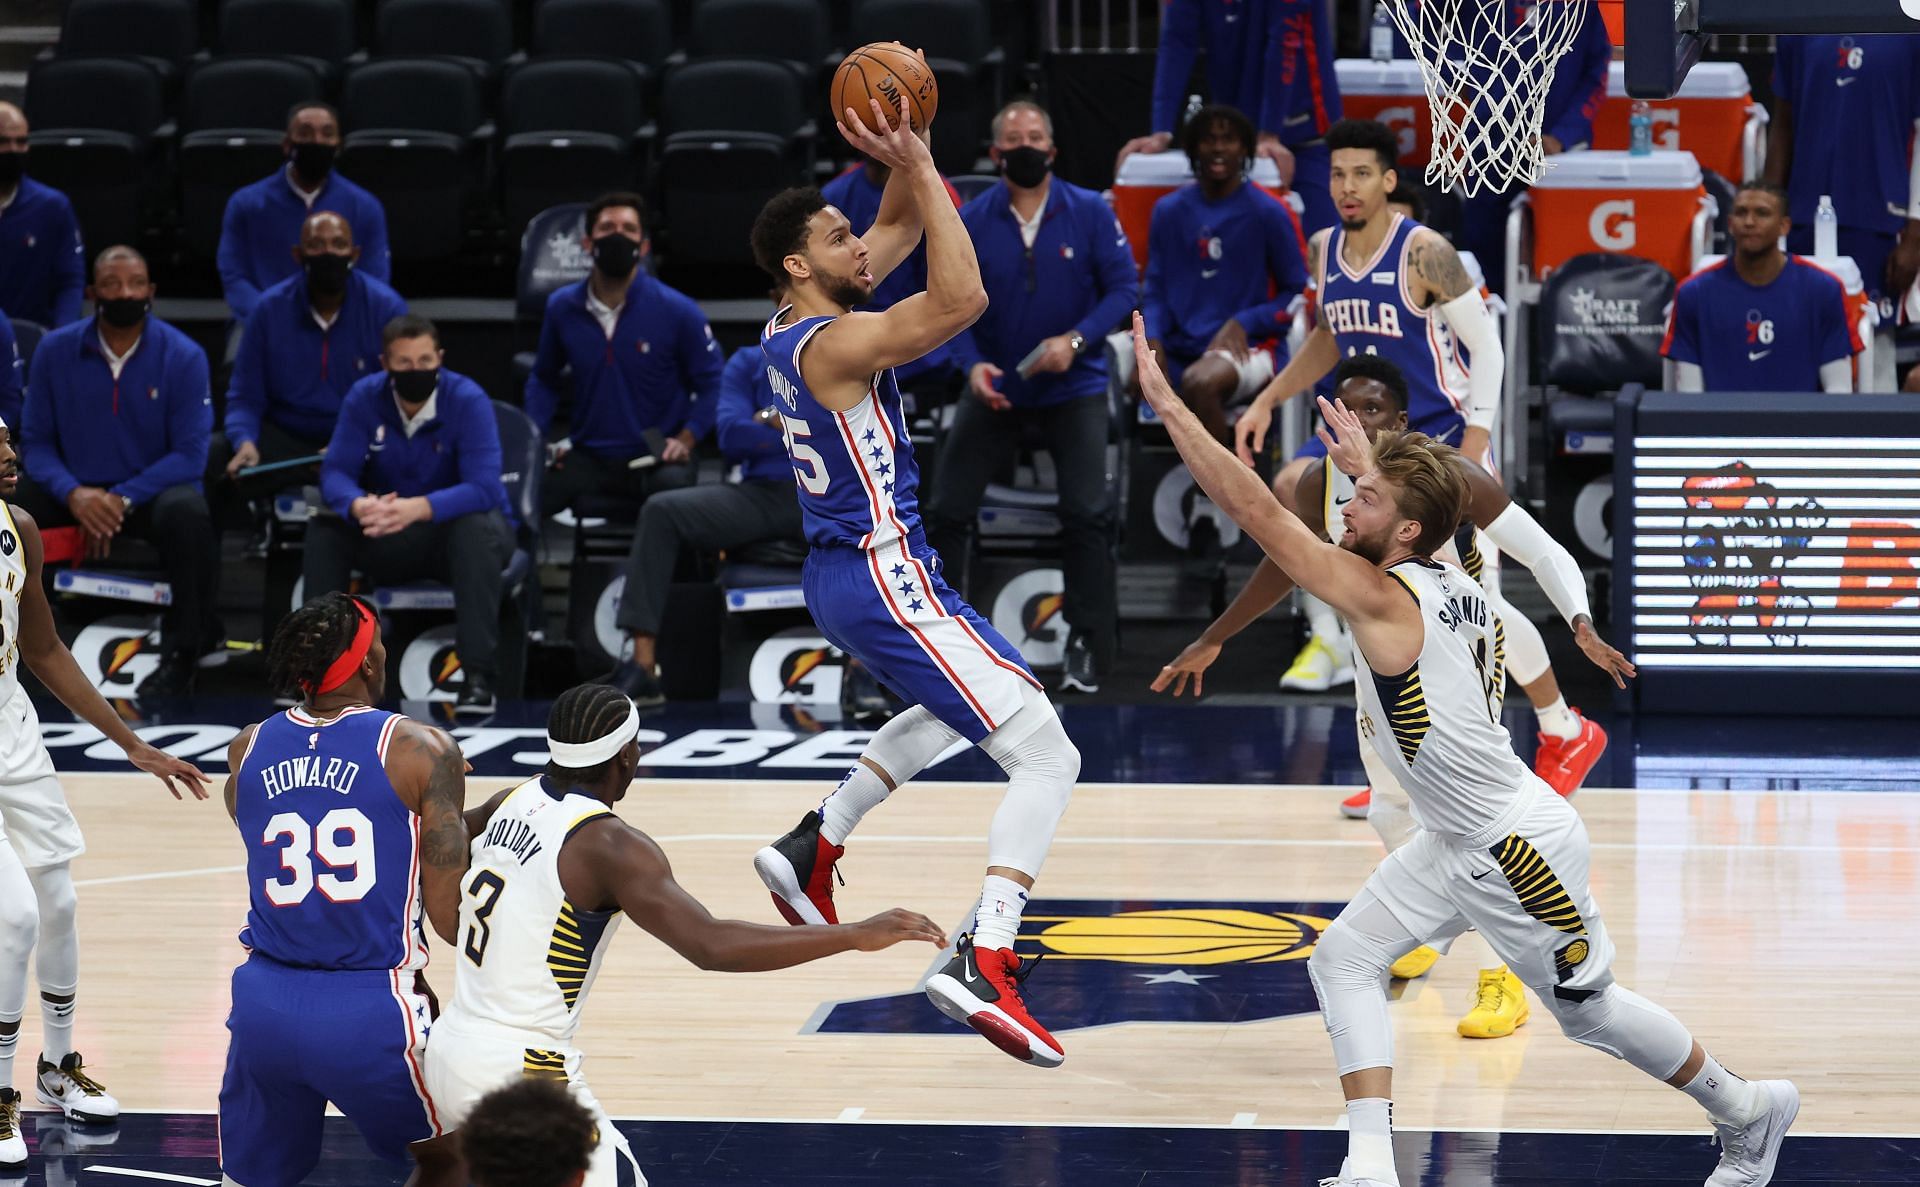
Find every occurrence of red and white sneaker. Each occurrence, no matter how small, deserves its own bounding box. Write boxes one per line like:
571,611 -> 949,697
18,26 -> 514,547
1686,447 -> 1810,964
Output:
924,935 -> 1065,1068
1533,710 -> 1607,798
1340,788 -> 1371,818
753,812 -> 844,925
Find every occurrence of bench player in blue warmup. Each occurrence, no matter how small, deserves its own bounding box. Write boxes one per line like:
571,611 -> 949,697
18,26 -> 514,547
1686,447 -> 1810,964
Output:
747,92 -> 1081,1069
218,593 -> 469,1186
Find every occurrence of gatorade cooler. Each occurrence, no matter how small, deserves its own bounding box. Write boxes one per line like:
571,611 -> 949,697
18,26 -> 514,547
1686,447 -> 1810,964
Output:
1334,59 -> 1432,170
1592,62 -> 1760,182
1528,150 -> 1708,280
1112,152 -> 1287,272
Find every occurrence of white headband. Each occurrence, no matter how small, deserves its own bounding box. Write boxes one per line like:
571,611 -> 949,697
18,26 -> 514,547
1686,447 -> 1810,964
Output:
546,700 -> 640,768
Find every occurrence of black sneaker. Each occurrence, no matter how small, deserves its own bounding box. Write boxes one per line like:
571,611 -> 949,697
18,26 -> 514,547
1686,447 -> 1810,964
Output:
455,675 -> 497,717
605,659 -> 665,707
136,654 -> 196,699
1059,633 -> 1100,694
198,636 -> 234,669
840,657 -> 894,722
752,811 -> 844,925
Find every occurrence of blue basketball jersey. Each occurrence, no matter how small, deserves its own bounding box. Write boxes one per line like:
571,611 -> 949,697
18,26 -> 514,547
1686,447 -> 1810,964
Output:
234,706 -> 428,972
761,307 -> 925,552
1316,214 -> 1469,442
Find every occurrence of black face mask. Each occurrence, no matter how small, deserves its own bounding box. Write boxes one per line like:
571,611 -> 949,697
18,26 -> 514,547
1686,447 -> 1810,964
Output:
0,153 -> 24,188
303,251 -> 352,297
289,141 -> 337,183
98,297 -> 149,329
391,368 -> 438,403
591,233 -> 640,278
998,145 -> 1052,189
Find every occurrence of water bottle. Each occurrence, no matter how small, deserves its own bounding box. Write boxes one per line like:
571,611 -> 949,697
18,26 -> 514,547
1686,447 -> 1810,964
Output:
1183,93 -> 1203,130
1370,3 -> 1395,61
1628,100 -> 1653,156
1814,194 -> 1838,258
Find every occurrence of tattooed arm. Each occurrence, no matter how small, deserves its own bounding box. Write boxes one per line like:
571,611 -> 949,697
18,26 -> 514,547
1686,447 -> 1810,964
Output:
387,720 -> 471,944
1408,228 -> 1504,463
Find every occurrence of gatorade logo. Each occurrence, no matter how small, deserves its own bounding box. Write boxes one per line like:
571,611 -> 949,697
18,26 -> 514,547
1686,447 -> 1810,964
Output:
1589,199 -> 1637,251
1378,105 -> 1418,158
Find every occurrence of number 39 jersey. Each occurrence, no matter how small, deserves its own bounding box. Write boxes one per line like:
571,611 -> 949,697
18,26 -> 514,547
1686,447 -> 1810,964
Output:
761,307 -> 926,552
442,777 -> 620,1046
234,706 -> 428,972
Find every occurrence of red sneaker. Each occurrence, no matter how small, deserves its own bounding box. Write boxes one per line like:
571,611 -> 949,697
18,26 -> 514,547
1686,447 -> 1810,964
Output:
752,812 -> 844,925
924,935 -> 1065,1068
1340,788 -> 1372,818
1533,711 -> 1607,797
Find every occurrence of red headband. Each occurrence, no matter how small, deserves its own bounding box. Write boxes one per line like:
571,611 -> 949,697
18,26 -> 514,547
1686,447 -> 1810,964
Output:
306,599 -> 378,695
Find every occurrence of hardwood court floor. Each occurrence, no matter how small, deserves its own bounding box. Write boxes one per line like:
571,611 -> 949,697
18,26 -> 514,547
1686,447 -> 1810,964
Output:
25,775 -> 1920,1135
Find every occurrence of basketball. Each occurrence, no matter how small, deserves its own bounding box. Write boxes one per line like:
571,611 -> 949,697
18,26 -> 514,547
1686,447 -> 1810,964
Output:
831,43 -> 938,136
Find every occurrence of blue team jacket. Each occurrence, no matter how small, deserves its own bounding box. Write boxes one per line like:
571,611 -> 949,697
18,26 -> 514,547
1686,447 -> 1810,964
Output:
320,368 -> 513,527
218,166 -> 393,320
714,345 -> 796,485
226,268 -> 409,447
0,177 -> 86,327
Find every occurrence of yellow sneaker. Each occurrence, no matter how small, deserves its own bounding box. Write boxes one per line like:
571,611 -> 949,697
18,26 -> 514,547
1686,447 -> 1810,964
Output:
1388,945 -> 1440,979
1280,635 -> 1354,692
1456,966 -> 1530,1038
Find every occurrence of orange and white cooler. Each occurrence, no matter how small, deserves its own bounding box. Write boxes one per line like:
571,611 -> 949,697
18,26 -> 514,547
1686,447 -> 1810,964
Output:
1333,59 -> 1431,170
1591,62 -> 1763,182
1523,150 -> 1710,283
1111,152 -> 1289,272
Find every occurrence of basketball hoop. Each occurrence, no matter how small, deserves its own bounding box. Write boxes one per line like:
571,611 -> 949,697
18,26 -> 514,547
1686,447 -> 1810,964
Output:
1379,0 -> 1592,196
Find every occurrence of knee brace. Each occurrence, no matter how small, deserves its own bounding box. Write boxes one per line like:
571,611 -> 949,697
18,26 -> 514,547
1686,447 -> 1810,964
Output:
1542,984 -> 1693,1081
1306,895 -> 1418,1076
979,692 -> 1078,878
862,705 -> 966,789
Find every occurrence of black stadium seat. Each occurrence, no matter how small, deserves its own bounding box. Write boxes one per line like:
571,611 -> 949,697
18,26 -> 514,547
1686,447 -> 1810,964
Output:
24,57 -> 170,252
339,58 -> 492,262
532,0 -> 674,82
851,0 -> 1001,174
59,0 -> 198,85
656,58 -> 817,274
500,59 -> 652,241
687,0 -> 835,84
178,58 -> 328,261
219,0 -> 356,84
376,0 -> 515,85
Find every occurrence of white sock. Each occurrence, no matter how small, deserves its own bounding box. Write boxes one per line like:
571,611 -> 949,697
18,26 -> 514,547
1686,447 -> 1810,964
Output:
1534,695 -> 1581,741
1346,1097 -> 1399,1184
0,1017 -> 17,1089
1679,1053 -> 1762,1126
971,874 -> 1029,952
818,763 -> 891,847
41,994 -> 75,1066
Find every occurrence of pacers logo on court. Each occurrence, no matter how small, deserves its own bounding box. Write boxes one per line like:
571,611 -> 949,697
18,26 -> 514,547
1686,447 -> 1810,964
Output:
811,898 -> 1343,1037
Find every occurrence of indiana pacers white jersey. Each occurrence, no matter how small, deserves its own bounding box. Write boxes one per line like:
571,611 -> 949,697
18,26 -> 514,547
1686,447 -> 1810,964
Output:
444,777 -> 622,1045
1352,557 -> 1528,846
0,501 -> 28,706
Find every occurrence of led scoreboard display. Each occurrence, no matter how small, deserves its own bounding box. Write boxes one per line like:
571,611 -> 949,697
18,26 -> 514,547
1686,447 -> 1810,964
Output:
1614,392 -> 1920,714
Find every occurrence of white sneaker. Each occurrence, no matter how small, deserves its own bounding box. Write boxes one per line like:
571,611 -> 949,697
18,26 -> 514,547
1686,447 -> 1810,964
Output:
1706,1079 -> 1799,1186
1280,635 -> 1353,692
36,1052 -> 120,1125
1317,1158 -> 1398,1187
0,1087 -> 25,1168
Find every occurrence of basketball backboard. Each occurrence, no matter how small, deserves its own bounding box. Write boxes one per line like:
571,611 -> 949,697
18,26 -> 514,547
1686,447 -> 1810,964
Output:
1625,0 -> 1920,97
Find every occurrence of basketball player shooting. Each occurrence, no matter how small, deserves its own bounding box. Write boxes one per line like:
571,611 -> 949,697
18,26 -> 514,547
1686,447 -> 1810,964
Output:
0,418 -> 208,1170
746,80 -> 1081,1069
1131,314 -> 1800,1187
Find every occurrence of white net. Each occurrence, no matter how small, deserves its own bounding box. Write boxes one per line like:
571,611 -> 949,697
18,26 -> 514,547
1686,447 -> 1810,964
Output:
1378,0 -> 1591,196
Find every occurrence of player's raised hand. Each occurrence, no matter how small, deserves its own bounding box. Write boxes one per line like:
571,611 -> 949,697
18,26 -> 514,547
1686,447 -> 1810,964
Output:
128,741 -> 212,800
1130,311 -> 1179,418
1573,618 -> 1636,689
1151,637 -> 1222,698
1315,395 -> 1374,478
838,95 -> 930,173
850,908 -> 948,950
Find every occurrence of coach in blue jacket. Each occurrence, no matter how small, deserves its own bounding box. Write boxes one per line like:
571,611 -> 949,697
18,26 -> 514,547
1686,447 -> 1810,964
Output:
926,101 -> 1140,695
218,102 -> 392,321
222,211 -> 408,489
310,315 -> 512,716
18,247 -> 220,698
524,192 -> 726,517
0,102 -> 85,327
607,335 -> 804,704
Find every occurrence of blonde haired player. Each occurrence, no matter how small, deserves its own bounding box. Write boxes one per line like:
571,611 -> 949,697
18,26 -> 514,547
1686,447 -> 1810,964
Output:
0,420 -> 209,1170
1133,313 -> 1799,1187
424,685 -> 945,1185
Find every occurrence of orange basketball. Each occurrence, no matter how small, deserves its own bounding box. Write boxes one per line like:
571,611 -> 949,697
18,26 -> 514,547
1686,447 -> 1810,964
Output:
831,42 -> 938,136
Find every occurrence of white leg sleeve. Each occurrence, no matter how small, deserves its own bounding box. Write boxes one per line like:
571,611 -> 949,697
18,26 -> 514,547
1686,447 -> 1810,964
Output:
26,862 -> 79,994
1307,888 -> 1424,1076
859,704 -> 967,786
977,688 -> 1079,879
1541,983 -> 1695,1082
1486,581 -> 1551,688
0,843 -> 36,1085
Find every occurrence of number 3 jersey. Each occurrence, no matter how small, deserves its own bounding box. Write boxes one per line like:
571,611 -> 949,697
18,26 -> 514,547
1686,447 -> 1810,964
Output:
761,307 -> 926,552
234,706 -> 429,972
442,777 -> 620,1046
1352,558 -> 1535,848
